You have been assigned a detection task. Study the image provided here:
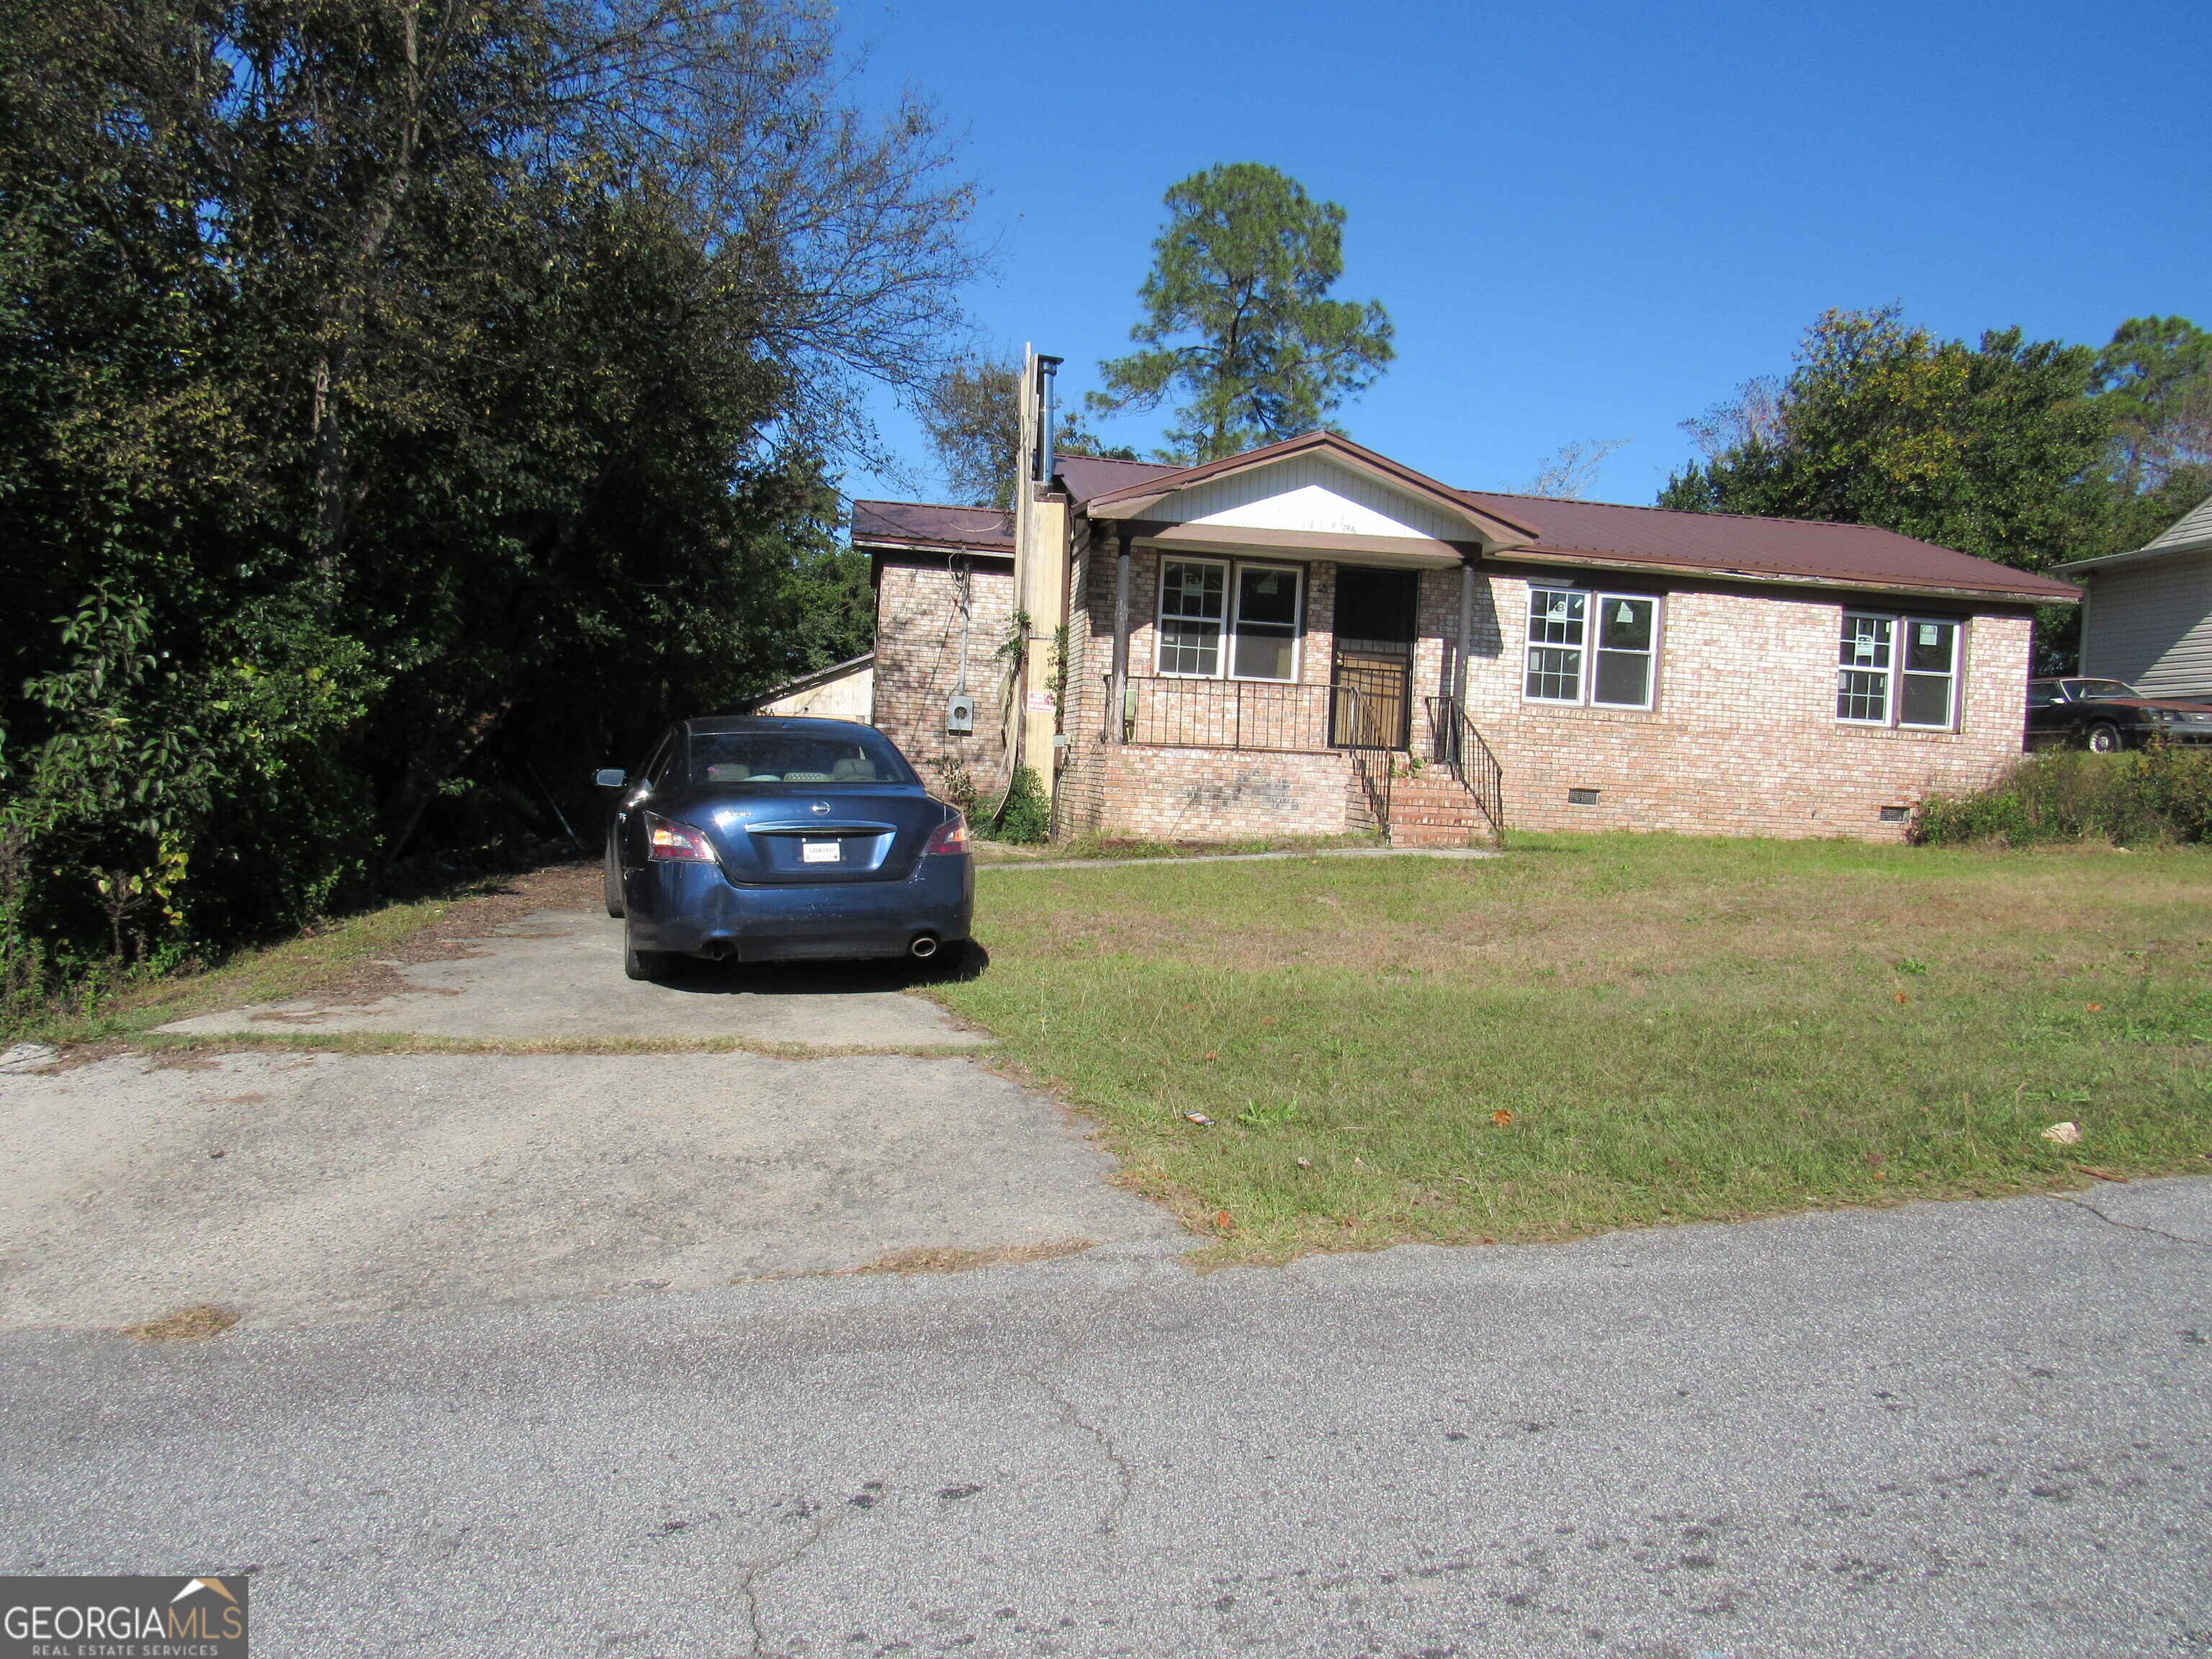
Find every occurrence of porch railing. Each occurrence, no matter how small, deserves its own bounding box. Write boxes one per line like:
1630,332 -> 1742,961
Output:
1424,695 -> 1507,845
1103,675 -> 1401,835
1110,675 -> 1337,752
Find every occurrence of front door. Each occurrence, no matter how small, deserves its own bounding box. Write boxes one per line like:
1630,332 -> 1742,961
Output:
1331,567 -> 1418,749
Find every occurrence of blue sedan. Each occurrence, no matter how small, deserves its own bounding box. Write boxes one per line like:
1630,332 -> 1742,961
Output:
596,717 -> 973,981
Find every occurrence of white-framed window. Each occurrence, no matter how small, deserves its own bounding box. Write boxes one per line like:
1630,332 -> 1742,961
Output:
1523,585 -> 1659,709
1838,612 -> 1961,729
1155,558 -> 1303,683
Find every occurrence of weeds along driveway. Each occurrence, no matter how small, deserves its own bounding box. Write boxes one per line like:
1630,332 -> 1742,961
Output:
0,872 -> 1177,1332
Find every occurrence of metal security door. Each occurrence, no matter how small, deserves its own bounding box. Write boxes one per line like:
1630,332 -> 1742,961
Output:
1330,568 -> 1418,750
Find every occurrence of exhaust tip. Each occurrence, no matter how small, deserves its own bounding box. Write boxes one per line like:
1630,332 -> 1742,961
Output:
908,935 -> 939,960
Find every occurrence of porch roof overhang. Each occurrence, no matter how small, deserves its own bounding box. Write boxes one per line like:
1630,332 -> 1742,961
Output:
1080,430 -> 1538,550
1123,521 -> 1481,568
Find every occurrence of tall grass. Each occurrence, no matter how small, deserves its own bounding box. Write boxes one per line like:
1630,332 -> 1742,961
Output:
1916,745 -> 2212,847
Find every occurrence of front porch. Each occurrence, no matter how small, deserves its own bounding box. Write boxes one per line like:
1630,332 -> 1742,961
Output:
1092,671 -> 1504,846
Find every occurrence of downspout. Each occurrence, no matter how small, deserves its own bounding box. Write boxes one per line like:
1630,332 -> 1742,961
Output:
1454,558 -> 1477,707
1111,532 -> 1131,742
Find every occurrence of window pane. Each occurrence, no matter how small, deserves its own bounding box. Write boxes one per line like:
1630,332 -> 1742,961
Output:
1838,669 -> 1888,722
1594,651 -> 1650,707
1233,627 -> 1295,681
1905,619 -> 1956,674
1529,589 -> 1585,646
1598,595 -> 1653,652
1236,566 -> 1299,627
1841,614 -> 1892,668
2028,683 -> 2060,708
1526,646 -> 1583,701
1161,561 -> 1225,621
1159,619 -> 1220,676
1900,673 -> 1954,728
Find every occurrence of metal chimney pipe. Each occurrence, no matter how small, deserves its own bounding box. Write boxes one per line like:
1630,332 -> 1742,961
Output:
1037,355 -> 1063,487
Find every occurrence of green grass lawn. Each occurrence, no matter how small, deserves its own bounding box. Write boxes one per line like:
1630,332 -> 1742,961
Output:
932,833 -> 2212,1262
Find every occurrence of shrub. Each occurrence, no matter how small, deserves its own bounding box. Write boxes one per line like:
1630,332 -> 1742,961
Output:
1915,744 -> 2212,847
986,764 -> 1053,845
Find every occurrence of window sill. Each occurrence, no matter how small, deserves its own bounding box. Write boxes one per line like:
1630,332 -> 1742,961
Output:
1835,723 -> 1962,739
1517,699 -> 1663,719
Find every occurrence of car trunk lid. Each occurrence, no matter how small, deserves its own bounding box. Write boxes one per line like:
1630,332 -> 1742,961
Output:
687,790 -> 943,884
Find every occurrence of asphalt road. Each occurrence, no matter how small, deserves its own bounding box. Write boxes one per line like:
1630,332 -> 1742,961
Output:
5,1178 -> 2207,1658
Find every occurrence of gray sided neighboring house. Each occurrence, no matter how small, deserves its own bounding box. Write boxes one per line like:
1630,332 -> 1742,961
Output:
2061,493 -> 2212,701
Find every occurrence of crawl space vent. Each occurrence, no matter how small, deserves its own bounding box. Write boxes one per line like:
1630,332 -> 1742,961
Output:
1879,805 -> 1910,824
1567,788 -> 1601,806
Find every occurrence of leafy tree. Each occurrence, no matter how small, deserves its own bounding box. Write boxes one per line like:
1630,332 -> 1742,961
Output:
1089,163 -> 1393,464
2094,315 -> 2212,493
1659,307 -> 2113,575
920,352 -> 1022,508
920,352 -> 1135,508
0,0 -> 974,1002
2091,316 -> 2212,552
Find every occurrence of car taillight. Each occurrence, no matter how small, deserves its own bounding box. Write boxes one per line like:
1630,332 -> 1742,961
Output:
644,811 -> 716,862
922,813 -> 971,856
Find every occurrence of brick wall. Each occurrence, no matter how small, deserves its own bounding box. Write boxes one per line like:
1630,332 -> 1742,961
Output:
1091,745 -> 1353,840
885,535 -> 2036,845
1459,572 -> 2033,839
871,555 -> 1016,802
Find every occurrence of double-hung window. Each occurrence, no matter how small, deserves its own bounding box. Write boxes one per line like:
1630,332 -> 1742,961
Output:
1156,558 -> 1303,682
1524,586 -> 1659,709
1837,612 -> 1960,729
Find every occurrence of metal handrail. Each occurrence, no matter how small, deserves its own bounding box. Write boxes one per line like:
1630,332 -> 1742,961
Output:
1423,695 -> 1507,845
1332,683 -> 1394,839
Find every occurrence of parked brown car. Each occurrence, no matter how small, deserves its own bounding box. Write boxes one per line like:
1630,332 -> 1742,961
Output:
2026,678 -> 2212,751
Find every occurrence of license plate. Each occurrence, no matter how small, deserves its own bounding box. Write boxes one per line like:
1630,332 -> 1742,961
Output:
801,839 -> 840,864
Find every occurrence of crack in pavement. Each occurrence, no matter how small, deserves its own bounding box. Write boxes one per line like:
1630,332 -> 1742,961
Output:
2053,1194 -> 2212,1250
1014,1257 -> 1174,1541
738,1496 -> 873,1658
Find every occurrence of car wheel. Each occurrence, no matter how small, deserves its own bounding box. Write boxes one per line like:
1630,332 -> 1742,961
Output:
603,850 -> 625,918
624,927 -> 668,981
2086,721 -> 2123,754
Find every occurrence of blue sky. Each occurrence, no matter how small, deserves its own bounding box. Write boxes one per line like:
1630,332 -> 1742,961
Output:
836,0 -> 2210,508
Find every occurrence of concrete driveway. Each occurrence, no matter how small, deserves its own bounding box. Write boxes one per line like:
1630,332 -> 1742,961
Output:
154,909 -> 989,1048
0,896 -> 1176,1332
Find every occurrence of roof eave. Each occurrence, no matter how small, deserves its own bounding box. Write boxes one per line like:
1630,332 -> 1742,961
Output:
2056,539 -> 2212,575
1494,546 -> 2080,604
853,536 -> 1015,557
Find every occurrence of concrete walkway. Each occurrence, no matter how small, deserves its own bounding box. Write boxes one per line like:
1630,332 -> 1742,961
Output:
981,845 -> 1499,873
4,1179 -> 2206,1657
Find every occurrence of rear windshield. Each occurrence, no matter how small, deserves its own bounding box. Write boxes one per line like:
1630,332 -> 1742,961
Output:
686,729 -> 917,788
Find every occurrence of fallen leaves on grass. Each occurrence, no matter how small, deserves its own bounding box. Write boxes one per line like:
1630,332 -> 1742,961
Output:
2042,1122 -> 2084,1144
120,1304 -> 240,1342
1492,1109 -> 1514,1127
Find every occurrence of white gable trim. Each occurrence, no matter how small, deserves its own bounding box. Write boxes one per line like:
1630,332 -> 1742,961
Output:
1146,454 -> 1475,543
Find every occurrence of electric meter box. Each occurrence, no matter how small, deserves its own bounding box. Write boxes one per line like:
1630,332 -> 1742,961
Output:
945,693 -> 976,735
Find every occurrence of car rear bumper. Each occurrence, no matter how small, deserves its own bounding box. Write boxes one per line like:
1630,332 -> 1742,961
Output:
623,854 -> 974,961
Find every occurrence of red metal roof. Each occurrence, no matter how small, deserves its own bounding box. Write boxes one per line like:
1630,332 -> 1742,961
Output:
1056,454 -> 1183,504
1454,489 -> 2080,601
850,500 -> 1012,553
857,434 -> 2083,603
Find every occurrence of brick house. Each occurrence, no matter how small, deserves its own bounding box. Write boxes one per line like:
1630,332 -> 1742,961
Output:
853,369 -> 2079,845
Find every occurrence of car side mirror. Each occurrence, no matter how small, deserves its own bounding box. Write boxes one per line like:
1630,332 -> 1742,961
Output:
593,768 -> 627,788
